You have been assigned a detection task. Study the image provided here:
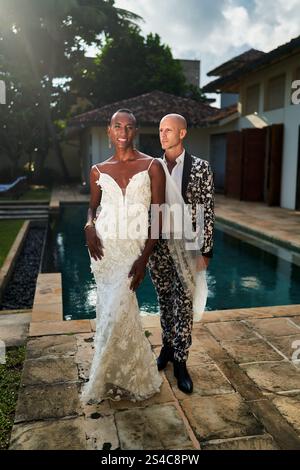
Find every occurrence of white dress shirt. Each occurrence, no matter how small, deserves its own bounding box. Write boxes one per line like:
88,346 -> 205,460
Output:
163,150 -> 185,195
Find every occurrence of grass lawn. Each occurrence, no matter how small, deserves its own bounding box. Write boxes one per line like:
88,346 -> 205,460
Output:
0,220 -> 25,268
0,185 -> 51,202
0,346 -> 26,450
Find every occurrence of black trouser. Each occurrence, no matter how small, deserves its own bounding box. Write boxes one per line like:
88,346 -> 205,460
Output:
148,240 -> 193,362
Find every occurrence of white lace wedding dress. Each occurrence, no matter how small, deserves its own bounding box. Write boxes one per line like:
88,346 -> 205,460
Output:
81,164 -> 162,404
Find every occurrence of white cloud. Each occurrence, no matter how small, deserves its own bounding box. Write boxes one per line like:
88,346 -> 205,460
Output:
114,0 -> 300,86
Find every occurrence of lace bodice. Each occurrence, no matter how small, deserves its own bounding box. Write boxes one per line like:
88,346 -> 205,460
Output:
96,169 -> 152,205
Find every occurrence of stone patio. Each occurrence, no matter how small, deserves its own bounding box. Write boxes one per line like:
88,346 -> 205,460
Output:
215,195 -> 300,254
8,308 -> 300,450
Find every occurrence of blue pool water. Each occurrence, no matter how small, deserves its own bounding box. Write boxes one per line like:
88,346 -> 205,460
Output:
47,204 -> 300,320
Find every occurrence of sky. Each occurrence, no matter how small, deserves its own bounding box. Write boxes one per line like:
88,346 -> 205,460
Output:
113,0 -> 300,87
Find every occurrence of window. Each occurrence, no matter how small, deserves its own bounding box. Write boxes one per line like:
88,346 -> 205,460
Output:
244,83 -> 260,115
264,74 -> 285,111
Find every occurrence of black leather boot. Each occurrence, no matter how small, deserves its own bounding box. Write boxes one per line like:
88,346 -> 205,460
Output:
173,360 -> 193,394
157,345 -> 174,371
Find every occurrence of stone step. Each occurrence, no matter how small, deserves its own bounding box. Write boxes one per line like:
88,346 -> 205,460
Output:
0,211 -> 48,215
0,212 -> 48,215
0,200 -> 49,205
0,214 -> 48,220
0,207 -> 48,214
0,207 -> 49,218
0,204 -> 49,210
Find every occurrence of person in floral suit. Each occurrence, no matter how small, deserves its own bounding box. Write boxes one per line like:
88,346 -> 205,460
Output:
148,113 -> 215,394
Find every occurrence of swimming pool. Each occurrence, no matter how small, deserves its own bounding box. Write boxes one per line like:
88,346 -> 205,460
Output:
44,204 -> 300,320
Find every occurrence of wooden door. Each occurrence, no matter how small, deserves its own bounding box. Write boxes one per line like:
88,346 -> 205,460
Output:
242,127 -> 267,201
225,131 -> 243,198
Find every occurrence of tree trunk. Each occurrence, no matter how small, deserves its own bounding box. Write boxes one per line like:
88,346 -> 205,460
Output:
39,88 -> 70,182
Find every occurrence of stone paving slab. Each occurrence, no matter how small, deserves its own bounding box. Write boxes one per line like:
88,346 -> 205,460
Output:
84,414 -> 119,450
165,363 -> 234,400
291,316 -> 300,327
249,399 -> 300,450
245,318 -> 300,337
21,357 -> 79,386
141,315 -> 160,329
35,273 -> 62,285
181,394 -> 264,442
0,312 -> 31,326
267,335 -> 300,361
241,362 -> 300,393
29,320 -> 92,336
31,302 -> 63,322
0,312 -> 31,346
115,403 -> 195,450
15,383 -> 81,423
201,434 -> 279,450
33,289 -> 63,305
10,417 -> 87,450
75,333 -> 96,382
186,346 -> 214,366
270,393 -> 300,434
221,337 -> 285,364
205,320 -> 256,341
26,334 -> 77,359
202,305 -> 300,323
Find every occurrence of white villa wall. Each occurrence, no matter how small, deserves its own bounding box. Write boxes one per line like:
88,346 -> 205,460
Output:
237,54 -> 300,209
86,121 -> 239,174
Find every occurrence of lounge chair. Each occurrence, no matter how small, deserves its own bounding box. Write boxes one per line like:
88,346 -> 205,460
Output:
0,176 -> 28,199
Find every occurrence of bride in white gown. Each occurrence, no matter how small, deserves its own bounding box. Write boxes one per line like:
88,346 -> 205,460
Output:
81,109 -> 165,404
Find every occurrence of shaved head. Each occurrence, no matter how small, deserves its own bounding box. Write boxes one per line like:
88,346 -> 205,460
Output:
159,114 -> 188,156
160,114 -> 187,130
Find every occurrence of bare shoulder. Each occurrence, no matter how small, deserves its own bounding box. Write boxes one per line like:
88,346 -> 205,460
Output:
91,157 -> 114,174
148,158 -> 165,179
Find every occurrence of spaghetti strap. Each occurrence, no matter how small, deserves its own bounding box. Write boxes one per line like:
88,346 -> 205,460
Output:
147,158 -> 155,172
93,164 -> 101,176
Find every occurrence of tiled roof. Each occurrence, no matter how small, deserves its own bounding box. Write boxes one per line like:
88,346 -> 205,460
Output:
205,104 -> 239,123
207,48 -> 265,77
68,90 -> 220,129
203,35 -> 300,93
